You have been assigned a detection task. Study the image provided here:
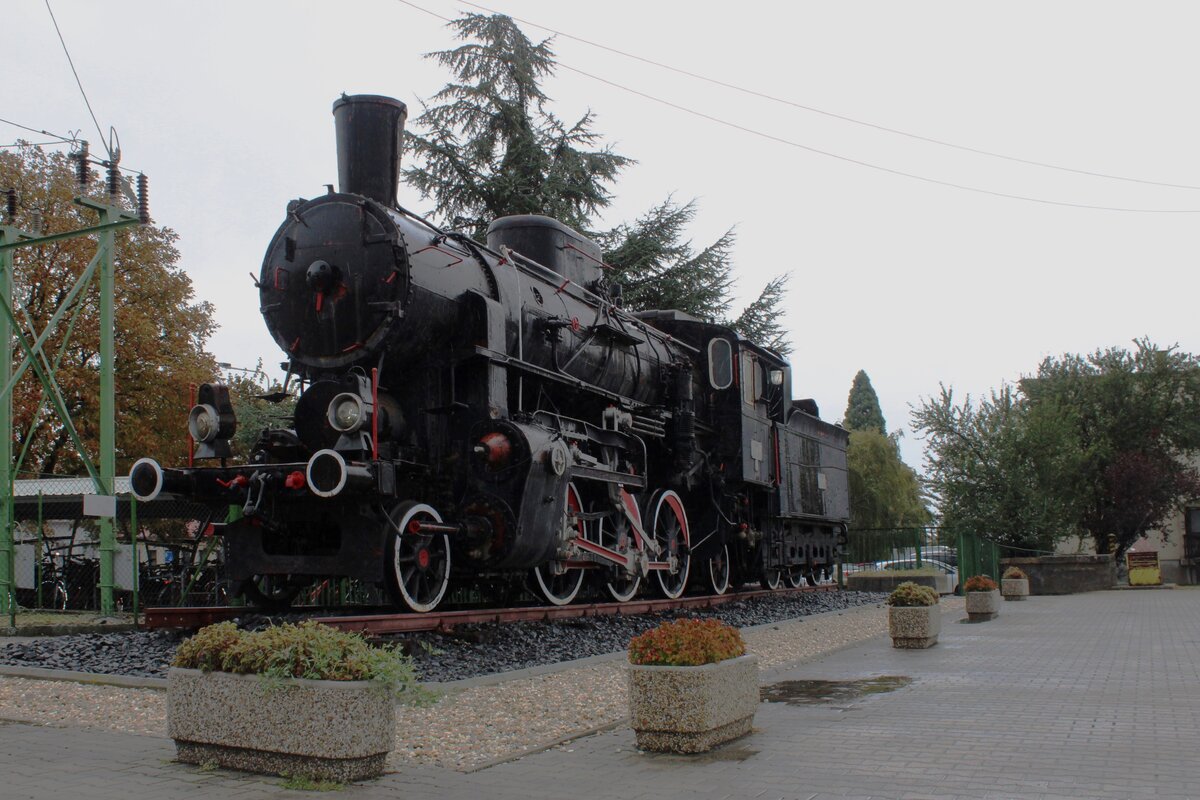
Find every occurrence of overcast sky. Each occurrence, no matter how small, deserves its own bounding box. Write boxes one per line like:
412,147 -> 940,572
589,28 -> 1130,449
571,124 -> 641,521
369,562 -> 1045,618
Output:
7,0 -> 1200,470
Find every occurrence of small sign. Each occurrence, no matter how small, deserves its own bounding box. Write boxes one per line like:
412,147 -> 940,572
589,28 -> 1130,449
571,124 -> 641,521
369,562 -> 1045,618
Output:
1126,551 -> 1162,586
83,494 -> 117,518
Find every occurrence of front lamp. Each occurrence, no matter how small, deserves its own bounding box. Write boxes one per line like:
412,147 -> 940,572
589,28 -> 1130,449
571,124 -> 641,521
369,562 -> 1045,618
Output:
327,393 -> 366,433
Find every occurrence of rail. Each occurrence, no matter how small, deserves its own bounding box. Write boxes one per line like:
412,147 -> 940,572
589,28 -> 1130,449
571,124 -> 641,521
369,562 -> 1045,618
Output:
143,584 -> 838,633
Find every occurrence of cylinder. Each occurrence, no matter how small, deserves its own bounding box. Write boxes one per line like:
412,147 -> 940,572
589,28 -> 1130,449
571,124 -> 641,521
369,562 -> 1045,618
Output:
332,94 -> 408,207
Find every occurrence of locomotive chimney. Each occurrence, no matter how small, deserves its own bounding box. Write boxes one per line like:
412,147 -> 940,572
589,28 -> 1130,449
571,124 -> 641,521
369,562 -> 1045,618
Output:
331,94 -> 408,207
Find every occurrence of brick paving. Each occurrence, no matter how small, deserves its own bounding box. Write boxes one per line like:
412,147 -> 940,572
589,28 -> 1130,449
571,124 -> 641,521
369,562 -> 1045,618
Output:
2,589 -> 1199,799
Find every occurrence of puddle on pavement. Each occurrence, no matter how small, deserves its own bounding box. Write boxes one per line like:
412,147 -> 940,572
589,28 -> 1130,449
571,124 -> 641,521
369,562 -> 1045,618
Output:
760,676 -> 912,706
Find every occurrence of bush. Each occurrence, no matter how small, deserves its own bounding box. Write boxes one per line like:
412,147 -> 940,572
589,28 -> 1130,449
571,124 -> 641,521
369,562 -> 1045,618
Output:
172,620 -> 427,701
964,575 -> 998,592
886,581 -> 939,607
1002,566 -> 1027,580
628,618 -> 746,666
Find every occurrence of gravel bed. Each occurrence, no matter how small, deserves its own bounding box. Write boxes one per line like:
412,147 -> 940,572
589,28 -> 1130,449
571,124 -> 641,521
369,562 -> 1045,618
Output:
401,590 -> 886,682
0,590 -> 884,681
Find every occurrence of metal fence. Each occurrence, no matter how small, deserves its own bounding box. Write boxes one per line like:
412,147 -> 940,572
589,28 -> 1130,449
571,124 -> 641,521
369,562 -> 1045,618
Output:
2,476 -> 222,622
842,526 -> 1048,594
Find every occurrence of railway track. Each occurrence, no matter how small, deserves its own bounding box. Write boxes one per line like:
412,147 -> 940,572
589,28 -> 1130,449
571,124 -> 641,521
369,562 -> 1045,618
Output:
143,584 -> 839,633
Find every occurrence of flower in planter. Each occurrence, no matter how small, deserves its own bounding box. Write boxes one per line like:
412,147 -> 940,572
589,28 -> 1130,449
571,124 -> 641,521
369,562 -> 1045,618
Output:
886,582 -> 940,649
964,574 -> 998,592
626,618 -> 757,753
1002,566 -> 1027,580
628,618 -> 746,666
885,581 -> 939,607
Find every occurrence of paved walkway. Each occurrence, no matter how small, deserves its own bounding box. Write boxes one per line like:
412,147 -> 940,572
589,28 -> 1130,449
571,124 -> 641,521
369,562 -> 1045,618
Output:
3,589 -> 1199,799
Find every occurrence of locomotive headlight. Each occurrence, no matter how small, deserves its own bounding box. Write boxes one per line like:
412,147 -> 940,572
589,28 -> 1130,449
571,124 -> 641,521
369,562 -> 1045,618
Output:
187,404 -> 221,443
327,393 -> 366,433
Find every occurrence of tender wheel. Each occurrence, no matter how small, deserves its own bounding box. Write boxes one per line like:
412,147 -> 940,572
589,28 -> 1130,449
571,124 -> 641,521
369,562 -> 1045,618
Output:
708,544 -> 731,596
760,566 -> 783,591
239,575 -> 302,611
384,501 -> 451,613
649,490 -> 690,599
805,570 -> 819,587
531,483 -> 588,606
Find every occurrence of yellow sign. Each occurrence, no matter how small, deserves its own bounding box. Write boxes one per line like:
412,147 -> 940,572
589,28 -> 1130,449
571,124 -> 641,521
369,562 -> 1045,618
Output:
1126,551 -> 1161,586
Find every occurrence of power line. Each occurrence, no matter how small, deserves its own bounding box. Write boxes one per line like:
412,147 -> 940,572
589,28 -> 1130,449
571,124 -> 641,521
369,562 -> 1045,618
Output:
1,141 -> 69,149
558,62 -> 1200,214
458,0 -> 1200,193
43,0 -> 110,157
0,117 -> 77,145
393,0 -> 1200,213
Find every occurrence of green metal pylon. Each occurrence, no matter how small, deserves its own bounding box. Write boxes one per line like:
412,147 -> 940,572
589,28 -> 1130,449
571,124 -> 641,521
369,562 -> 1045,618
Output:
0,195 -> 141,615
0,225 -> 16,620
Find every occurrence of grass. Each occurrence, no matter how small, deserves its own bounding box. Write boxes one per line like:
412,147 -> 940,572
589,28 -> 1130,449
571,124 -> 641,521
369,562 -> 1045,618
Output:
280,774 -> 344,792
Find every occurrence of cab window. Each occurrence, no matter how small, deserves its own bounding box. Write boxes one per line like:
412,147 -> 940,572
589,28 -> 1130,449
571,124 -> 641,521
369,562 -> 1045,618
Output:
708,338 -> 733,389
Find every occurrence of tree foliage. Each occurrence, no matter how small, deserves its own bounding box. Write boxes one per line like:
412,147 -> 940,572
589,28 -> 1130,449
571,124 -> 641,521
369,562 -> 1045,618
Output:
223,362 -> 296,463
846,429 -> 930,530
1,144 -> 217,475
913,340 -> 1200,557
403,13 -> 630,239
843,370 -> 886,434
841,371 -> 926,528
403,12 -> 791,353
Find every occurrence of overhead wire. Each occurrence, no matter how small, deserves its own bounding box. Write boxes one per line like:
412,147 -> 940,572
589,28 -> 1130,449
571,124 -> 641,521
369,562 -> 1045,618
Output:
43,0 -> 111,158
392,0 -> 1200,213
458,0 -> 1200,192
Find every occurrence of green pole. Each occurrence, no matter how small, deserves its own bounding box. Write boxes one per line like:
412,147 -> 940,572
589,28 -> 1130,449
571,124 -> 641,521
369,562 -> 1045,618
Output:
35,492 -> 43,608
130,496 -> 138,627
96,206 -> 115,615
0,226 -> 14,620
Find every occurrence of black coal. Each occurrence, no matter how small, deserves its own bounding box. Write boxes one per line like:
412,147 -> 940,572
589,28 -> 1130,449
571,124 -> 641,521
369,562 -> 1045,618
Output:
0,591 -> 884,683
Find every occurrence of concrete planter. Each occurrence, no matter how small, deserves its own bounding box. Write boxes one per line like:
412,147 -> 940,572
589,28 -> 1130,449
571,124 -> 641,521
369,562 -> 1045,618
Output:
887,605 -> 940,648
168,667 -> 394,782
1001,577 -> 1030,601
966,589 -> 1000,621
628,654 -> 759,753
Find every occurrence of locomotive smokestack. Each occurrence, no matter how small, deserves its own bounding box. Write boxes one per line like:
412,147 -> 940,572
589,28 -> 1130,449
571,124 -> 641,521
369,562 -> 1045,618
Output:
332,94 -> 408,207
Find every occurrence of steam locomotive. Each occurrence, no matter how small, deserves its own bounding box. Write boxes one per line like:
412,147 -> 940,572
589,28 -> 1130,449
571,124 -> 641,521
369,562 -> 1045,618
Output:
129,94 -> 850,613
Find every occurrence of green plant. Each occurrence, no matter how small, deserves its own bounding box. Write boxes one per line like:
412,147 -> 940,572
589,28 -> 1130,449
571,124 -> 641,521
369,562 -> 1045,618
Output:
172,620 -> 431,703
964,575 -> 998,592
1002,566 -> 1027,580
885,581 -> 939,607
628,618 -> 746,666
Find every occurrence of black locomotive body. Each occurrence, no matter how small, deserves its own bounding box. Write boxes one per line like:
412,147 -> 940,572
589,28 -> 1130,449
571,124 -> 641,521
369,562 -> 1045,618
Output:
129,95 -> 849,612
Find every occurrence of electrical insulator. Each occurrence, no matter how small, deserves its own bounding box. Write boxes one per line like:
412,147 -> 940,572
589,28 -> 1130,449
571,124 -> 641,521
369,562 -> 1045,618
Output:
4,188 -> 15,224
137,174 -> 150,224
75,141 -> 89,189
106,159 -> 120,199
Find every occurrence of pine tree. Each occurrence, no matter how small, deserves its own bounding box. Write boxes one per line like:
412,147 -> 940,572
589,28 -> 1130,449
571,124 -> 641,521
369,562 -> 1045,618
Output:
403,12 -> 791,352
844,370 -> 887,434
402,13 -> 631,240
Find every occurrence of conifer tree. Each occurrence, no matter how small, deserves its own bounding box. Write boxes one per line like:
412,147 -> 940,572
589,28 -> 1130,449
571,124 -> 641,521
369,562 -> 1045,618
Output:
403,12 -> 791,352
844,370 -> 887,434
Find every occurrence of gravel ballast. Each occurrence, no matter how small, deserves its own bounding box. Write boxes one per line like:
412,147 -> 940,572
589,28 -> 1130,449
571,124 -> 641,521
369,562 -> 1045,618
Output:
0,590 -> 885,681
